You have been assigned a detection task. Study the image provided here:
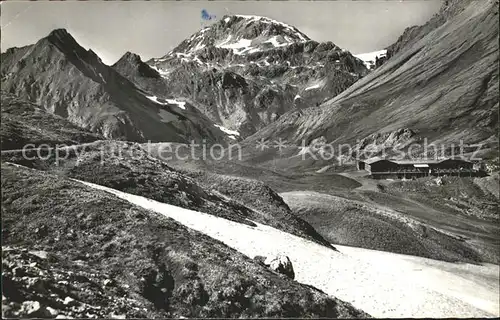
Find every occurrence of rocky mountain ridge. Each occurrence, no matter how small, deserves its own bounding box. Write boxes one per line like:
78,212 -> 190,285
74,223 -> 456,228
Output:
0,29 -> 230,144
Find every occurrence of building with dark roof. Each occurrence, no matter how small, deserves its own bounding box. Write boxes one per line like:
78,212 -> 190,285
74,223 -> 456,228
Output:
357,157 -> 476,179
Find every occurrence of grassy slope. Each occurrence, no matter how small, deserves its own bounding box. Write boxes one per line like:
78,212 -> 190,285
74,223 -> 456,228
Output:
1,140 -> 332,247
0,92 -> 102,150
280,190 -> 492,263
179,169 -> 333,248
382,176 -> 498,221
145,142 -> 362,195
1,163 -> 369,319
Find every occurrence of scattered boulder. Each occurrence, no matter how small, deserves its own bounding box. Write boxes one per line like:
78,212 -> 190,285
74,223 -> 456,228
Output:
434,177 -> 443,186
20,301 -> 41,316
18,300 -> 51,317
139,264 -> 175,309
256,254 -> 295,280
253,255 -> 267,266
103,279 -> 114,287
63,296 -> 76,306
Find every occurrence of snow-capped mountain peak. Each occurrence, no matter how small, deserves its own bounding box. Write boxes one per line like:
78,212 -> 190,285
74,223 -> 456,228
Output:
231,15 -> 309,42
135,15 -> 367,139
168,15 -> 310,57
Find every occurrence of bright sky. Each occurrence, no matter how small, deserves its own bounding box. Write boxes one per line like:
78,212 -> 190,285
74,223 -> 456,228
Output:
0,1 -> 442,65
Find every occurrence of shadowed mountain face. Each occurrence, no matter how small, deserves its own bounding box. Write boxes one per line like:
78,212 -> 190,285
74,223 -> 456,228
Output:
111,52 -> 168,96
244,0 -> 498,163
112,15 -> 368,138
0,30 -> 228,144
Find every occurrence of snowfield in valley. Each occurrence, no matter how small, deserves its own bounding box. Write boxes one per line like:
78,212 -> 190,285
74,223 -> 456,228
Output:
77,179 -> 500,319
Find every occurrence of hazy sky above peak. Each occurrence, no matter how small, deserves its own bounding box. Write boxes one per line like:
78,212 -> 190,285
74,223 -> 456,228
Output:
1,0 -> 442,65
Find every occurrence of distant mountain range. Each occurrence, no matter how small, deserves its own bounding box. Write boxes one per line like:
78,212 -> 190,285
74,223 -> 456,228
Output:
2,15 -> 371,142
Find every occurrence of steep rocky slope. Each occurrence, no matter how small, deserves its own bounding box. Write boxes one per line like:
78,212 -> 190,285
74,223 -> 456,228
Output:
1,29 -> 228,143
385,0 -> 485,59
244,0 -> 498,165
0,92 -> 102,150
281,189 -> 498,264
111,52 -> 168,96
1,163 -> 368,318
113,15 -> 368,138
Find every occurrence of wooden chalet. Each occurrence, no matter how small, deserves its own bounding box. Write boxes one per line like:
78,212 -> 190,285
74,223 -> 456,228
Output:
357,157 -> 476,179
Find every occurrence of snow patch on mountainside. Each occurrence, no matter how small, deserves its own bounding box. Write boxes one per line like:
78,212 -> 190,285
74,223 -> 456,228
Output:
263,36 -> 291,48
146,95 -> 165,105
354,49 -> 387,69
219,38 -> 252,49
216,36 -> 262,55
305,83 -> 322,91
174,52 -> 205,65
149,65 -> 170,78
77,180 -> 499,319
214,124 -> 240,139
145,95 -> 187,110
98,73 -> 106,83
